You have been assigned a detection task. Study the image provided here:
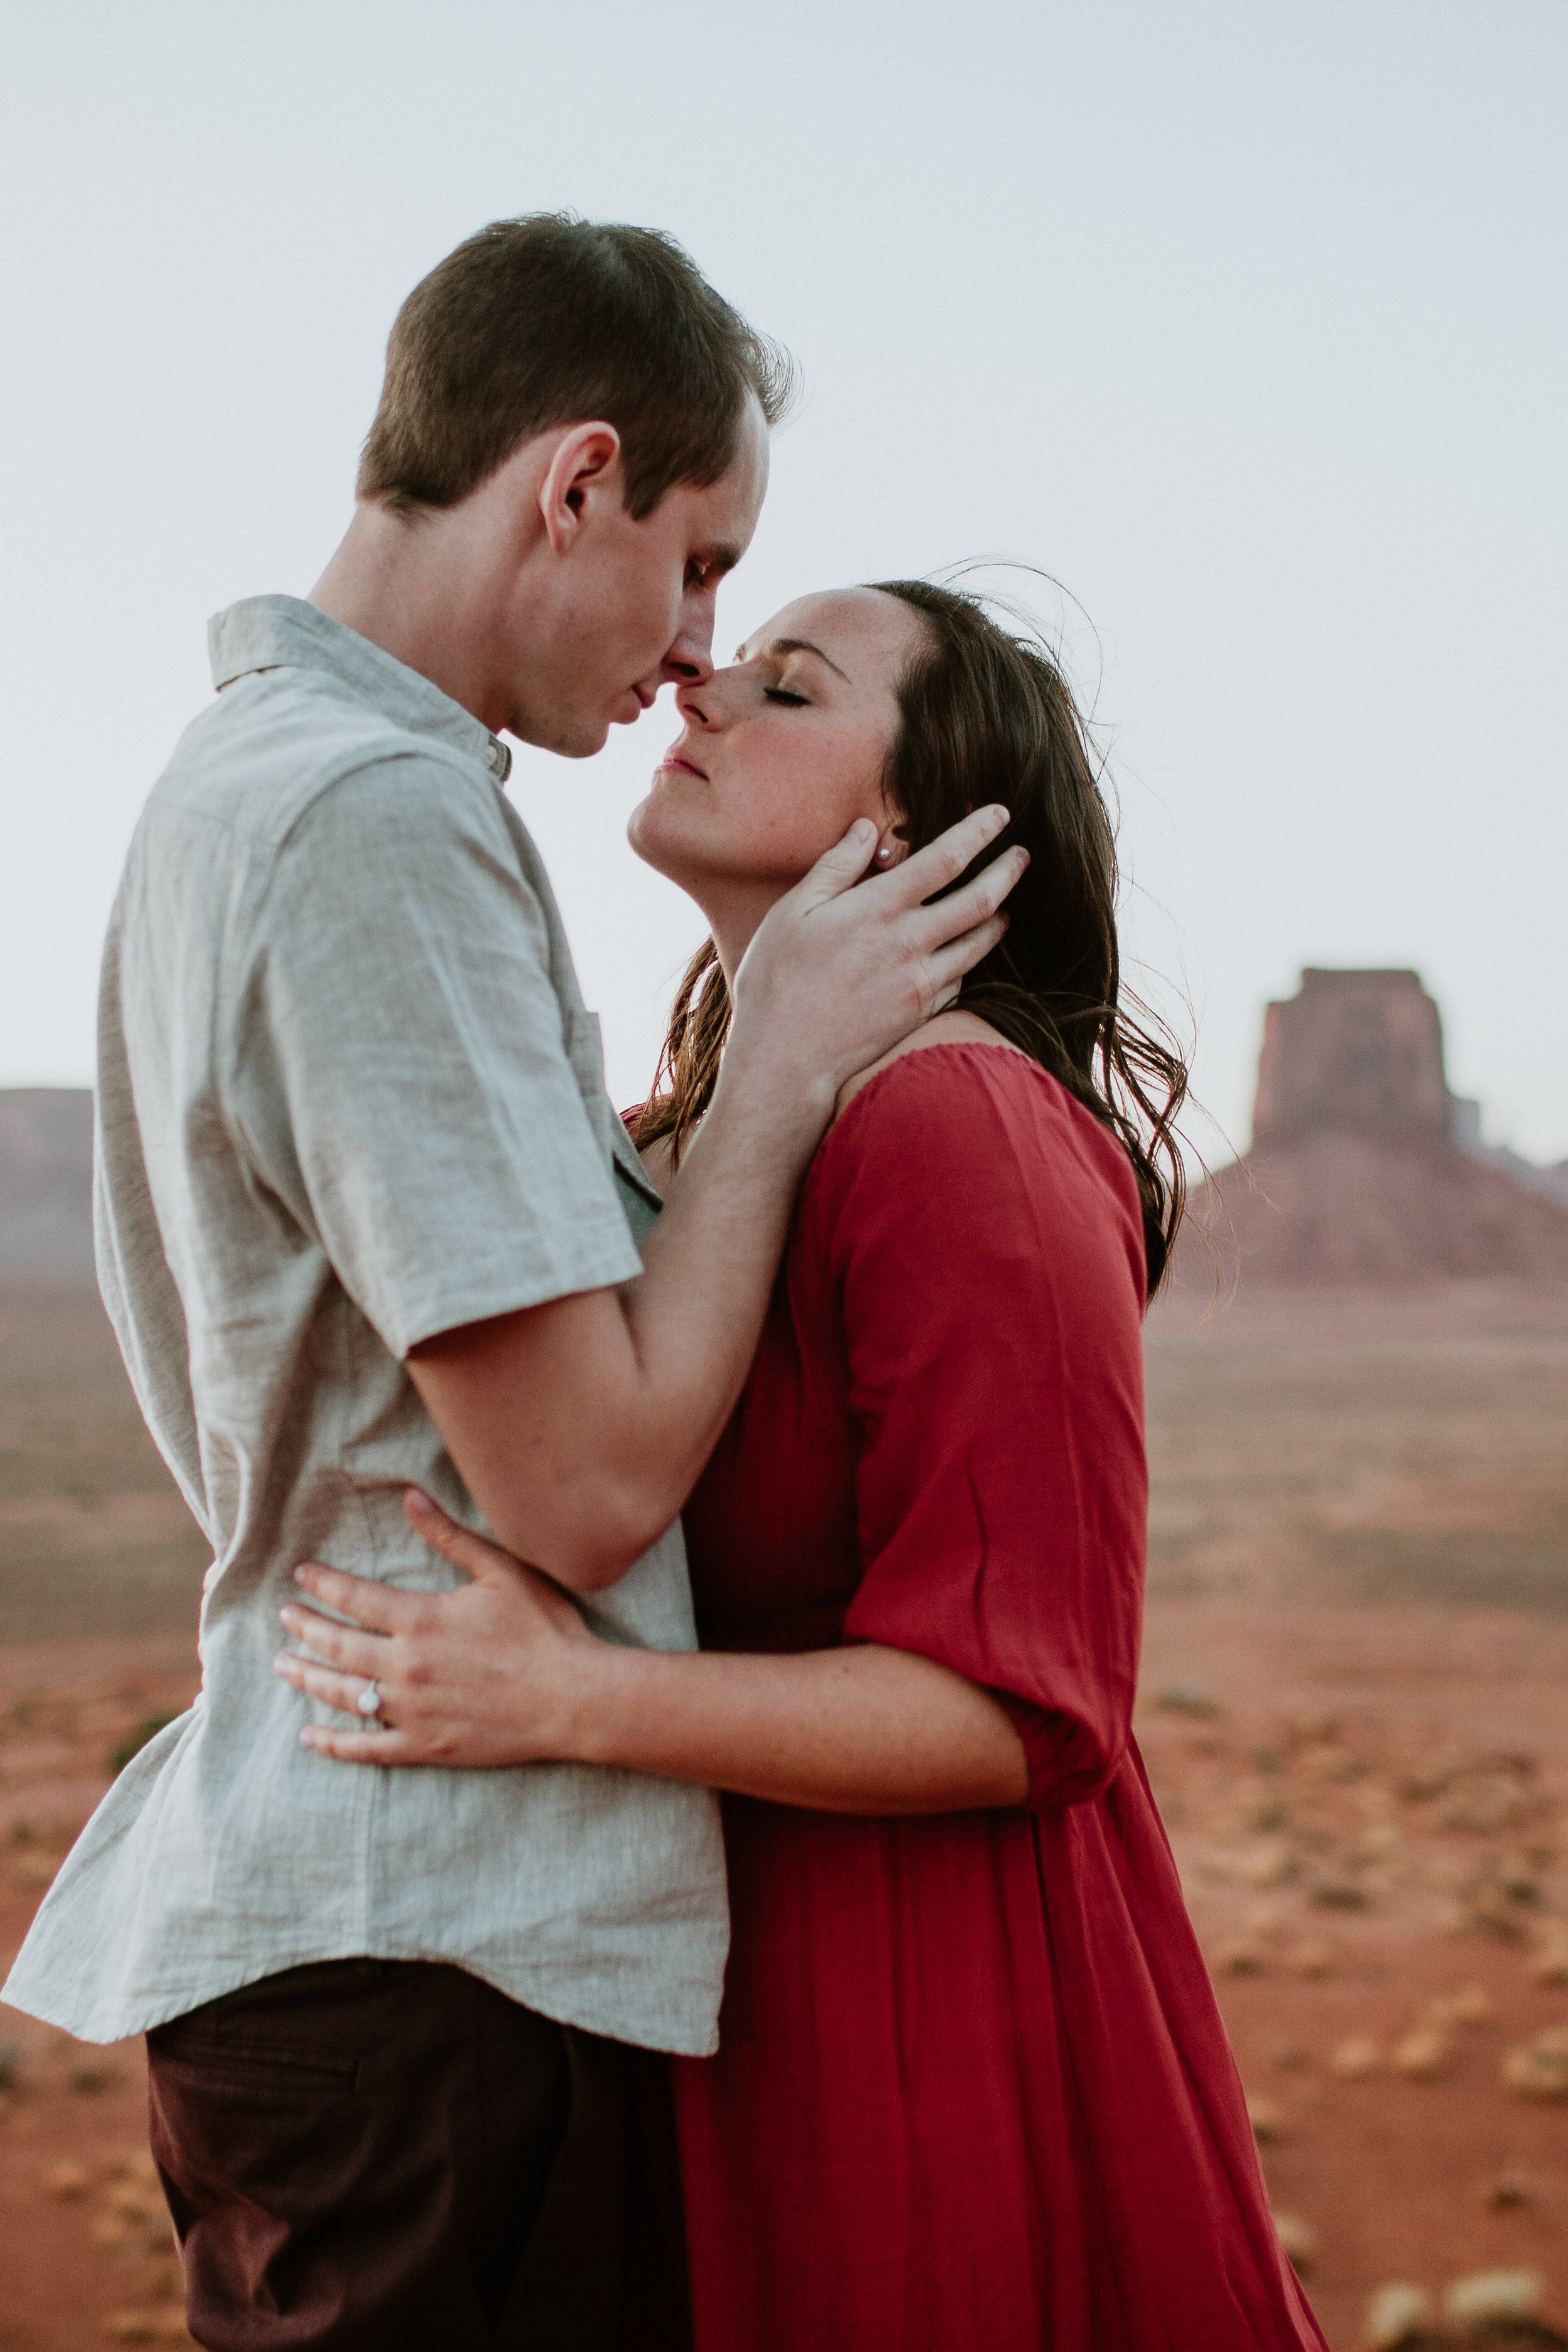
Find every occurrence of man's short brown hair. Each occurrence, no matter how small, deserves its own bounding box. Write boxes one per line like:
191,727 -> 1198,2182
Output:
356,214 -> 794,521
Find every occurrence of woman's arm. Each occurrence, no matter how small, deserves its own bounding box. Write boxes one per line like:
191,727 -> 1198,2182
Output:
275,1491 -> 1029,1814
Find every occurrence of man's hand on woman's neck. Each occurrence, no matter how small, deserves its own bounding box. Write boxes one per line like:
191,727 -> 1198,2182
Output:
403,810 -> 1026,1594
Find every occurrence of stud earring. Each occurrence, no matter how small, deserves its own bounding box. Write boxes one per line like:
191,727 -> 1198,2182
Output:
876,843 -> 893,862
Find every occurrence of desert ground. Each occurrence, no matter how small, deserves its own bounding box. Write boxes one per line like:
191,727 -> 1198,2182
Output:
1,1273 -> 1565,2350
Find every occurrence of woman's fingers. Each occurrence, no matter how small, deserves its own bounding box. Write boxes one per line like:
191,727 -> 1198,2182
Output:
275,1495 -> 597,1776
403,1488 -> 526,1584
277,1602 -> 389,1678
273,1646 -> 386,1716
291,1559 -> 423,1631
299,1723 -> 417,1766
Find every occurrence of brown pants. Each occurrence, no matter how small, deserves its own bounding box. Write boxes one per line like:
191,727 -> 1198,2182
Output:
146,1959 -> 691,2352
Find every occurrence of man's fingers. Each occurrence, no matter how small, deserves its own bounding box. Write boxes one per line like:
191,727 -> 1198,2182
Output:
921,913 -> 1012,1007
876,805 -> 1013,908
291,1559 -> 420,1631
905,845 -> 1029,951
781,818 -> 879,911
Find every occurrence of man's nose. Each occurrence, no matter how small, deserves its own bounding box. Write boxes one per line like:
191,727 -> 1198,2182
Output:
662,649 -> 714,688
661,605 -> 716,689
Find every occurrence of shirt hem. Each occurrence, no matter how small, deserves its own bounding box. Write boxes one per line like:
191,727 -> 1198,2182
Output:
1,1936 -> 723,2059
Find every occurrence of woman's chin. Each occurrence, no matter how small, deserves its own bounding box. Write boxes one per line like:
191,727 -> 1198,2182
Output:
626,800 -> 701,889
627,800 -> 813,908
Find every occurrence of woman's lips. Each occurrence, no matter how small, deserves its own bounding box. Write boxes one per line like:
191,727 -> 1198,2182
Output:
657,753 -> 708,780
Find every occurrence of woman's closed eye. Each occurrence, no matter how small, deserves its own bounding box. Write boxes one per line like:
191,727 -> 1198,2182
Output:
764,687 -> 809,707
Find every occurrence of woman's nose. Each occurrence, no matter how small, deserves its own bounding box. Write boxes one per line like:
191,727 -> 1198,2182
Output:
675,675 -> 718,727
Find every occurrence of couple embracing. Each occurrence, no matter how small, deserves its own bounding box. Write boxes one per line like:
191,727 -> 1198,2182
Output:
6,216 -> 1326,2351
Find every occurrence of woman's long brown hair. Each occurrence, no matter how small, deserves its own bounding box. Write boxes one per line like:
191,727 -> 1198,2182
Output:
632,579 -> 1190,1295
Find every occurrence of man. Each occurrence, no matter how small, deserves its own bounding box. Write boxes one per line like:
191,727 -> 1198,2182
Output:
4,216 -> 1019,2349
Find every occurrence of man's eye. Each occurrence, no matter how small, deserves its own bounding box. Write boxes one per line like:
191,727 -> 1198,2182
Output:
764,688 -> 808,707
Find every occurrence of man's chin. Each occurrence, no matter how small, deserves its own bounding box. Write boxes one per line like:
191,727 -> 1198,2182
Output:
519,696 -> 634,759
541,716 -> 612,760
551,702 -> 638,758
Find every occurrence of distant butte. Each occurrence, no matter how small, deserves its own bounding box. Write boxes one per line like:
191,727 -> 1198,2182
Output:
1170,969 -> 1568,1291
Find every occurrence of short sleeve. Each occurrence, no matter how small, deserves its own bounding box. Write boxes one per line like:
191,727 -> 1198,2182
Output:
810,1046 -> 1150,1811
227,753 -> 641,1358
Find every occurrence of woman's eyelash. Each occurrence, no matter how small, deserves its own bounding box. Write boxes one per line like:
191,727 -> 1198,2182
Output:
764,687 -> 808,707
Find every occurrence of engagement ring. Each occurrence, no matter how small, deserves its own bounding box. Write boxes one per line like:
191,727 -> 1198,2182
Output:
355,1679 -> 383,1721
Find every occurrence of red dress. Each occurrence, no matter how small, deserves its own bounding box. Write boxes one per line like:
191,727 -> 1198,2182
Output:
672,1044 -> 1327,2352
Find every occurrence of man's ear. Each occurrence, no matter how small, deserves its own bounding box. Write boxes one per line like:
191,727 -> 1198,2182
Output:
537,421 -> 623,556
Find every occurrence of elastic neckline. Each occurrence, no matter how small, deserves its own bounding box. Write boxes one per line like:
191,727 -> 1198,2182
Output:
817,1037 -> 1050,1169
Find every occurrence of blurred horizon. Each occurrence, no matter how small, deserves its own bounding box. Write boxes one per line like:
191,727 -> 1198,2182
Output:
1,0 -> 1564,1165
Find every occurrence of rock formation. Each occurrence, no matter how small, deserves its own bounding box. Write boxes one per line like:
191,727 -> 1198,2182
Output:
1253,969 -> 1453,1148
1171,972 -> 1568,1290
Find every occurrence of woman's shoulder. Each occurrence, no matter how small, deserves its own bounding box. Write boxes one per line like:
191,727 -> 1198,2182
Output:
813,1015 -> 1147,1266
830,1010 -> 1030,1126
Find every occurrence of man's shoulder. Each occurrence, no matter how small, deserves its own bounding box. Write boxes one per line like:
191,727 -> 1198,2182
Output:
149,665 -> 499,861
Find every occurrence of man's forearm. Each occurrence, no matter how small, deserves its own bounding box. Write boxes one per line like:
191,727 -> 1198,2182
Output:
407,1067 -> 824,1591
561,1640 -> 1030,1814
407,808 -> 1024,1589
615,1066 -> 825,1488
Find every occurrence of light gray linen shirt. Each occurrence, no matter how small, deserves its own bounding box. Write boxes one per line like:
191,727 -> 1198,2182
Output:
3,597 -> 728,2054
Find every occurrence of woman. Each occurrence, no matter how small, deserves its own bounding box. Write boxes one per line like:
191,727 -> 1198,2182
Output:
278,580 -> 1327,2351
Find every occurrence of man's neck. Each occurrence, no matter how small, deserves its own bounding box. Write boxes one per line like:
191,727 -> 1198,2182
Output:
309,501 -> 519,734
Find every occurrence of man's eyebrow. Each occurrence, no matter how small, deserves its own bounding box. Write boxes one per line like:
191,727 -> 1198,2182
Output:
739,635 -> 852,683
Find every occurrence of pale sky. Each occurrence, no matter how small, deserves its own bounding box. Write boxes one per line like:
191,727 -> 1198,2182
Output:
3,0 -> 1564,1163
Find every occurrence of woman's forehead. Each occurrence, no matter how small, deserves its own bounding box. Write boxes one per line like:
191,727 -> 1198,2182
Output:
737,587 -> 924,681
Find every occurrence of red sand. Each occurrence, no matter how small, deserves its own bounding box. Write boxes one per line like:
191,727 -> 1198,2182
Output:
2,1274 -> 1564,2348
1,1599 -> 1565,2351
0,1639 -> 198,2351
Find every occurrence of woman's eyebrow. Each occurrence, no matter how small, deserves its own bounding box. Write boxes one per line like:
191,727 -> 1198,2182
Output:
756,635 -> 852,682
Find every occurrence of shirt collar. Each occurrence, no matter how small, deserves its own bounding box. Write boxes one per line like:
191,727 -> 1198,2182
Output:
207,595 -> 513,784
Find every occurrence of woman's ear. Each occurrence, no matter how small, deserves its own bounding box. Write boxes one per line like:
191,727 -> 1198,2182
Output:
874,822 -> 911,869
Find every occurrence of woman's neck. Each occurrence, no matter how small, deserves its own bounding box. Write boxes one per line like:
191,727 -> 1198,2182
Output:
694,879 -> 795,991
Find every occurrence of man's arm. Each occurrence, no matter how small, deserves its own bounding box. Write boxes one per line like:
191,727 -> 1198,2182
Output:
407,807 -> 1025,1590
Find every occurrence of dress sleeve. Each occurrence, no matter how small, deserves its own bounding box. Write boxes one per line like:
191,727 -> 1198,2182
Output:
807,1045 -> 1149,1812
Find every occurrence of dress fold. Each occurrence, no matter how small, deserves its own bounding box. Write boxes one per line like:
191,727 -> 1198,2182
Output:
675,1045 -> 1327,2351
